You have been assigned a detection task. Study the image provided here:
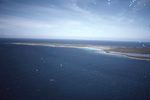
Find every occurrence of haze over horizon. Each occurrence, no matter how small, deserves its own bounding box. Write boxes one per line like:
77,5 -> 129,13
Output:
0,0 -> 150,42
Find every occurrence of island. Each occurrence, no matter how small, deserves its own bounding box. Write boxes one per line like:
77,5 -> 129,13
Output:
12,43 -> 150,61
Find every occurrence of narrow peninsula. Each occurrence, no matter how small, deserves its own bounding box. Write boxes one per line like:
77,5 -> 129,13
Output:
12,43 -> 150,61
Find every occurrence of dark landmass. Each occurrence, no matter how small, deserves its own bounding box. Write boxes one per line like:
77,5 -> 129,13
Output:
104,47 -> 150,54
12,43 -> 150,61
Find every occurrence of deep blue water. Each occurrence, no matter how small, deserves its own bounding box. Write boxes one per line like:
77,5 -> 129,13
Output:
1,38 -> 150,47
0,38 -> 150,100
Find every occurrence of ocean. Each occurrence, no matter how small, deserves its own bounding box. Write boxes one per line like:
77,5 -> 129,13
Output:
0,38 -> 150,100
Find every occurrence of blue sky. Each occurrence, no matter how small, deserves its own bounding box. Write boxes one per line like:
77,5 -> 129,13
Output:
0,0 -> 150,41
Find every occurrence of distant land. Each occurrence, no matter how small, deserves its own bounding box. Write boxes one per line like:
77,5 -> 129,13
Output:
12,43 -> 150,61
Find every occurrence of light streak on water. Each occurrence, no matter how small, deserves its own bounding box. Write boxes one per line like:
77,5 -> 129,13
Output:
142,44 -> 146,47
139,41 -> 146,47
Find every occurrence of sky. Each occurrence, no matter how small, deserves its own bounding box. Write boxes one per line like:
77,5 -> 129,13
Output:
0,0 -> 150,41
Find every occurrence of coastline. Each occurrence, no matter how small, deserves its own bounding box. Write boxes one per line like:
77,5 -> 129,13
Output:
12,43 -> 150,61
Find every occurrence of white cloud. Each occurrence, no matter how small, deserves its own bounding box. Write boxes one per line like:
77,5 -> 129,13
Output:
0,17 -> 57,29
0,0 -> 149,40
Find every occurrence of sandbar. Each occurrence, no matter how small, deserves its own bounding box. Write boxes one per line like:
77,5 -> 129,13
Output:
12,43 -> 150,61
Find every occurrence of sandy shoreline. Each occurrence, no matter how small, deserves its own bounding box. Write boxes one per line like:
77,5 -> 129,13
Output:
12,42 -> 150,61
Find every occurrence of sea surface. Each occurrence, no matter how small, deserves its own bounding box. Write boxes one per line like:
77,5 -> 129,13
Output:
0,38 -> 150,100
